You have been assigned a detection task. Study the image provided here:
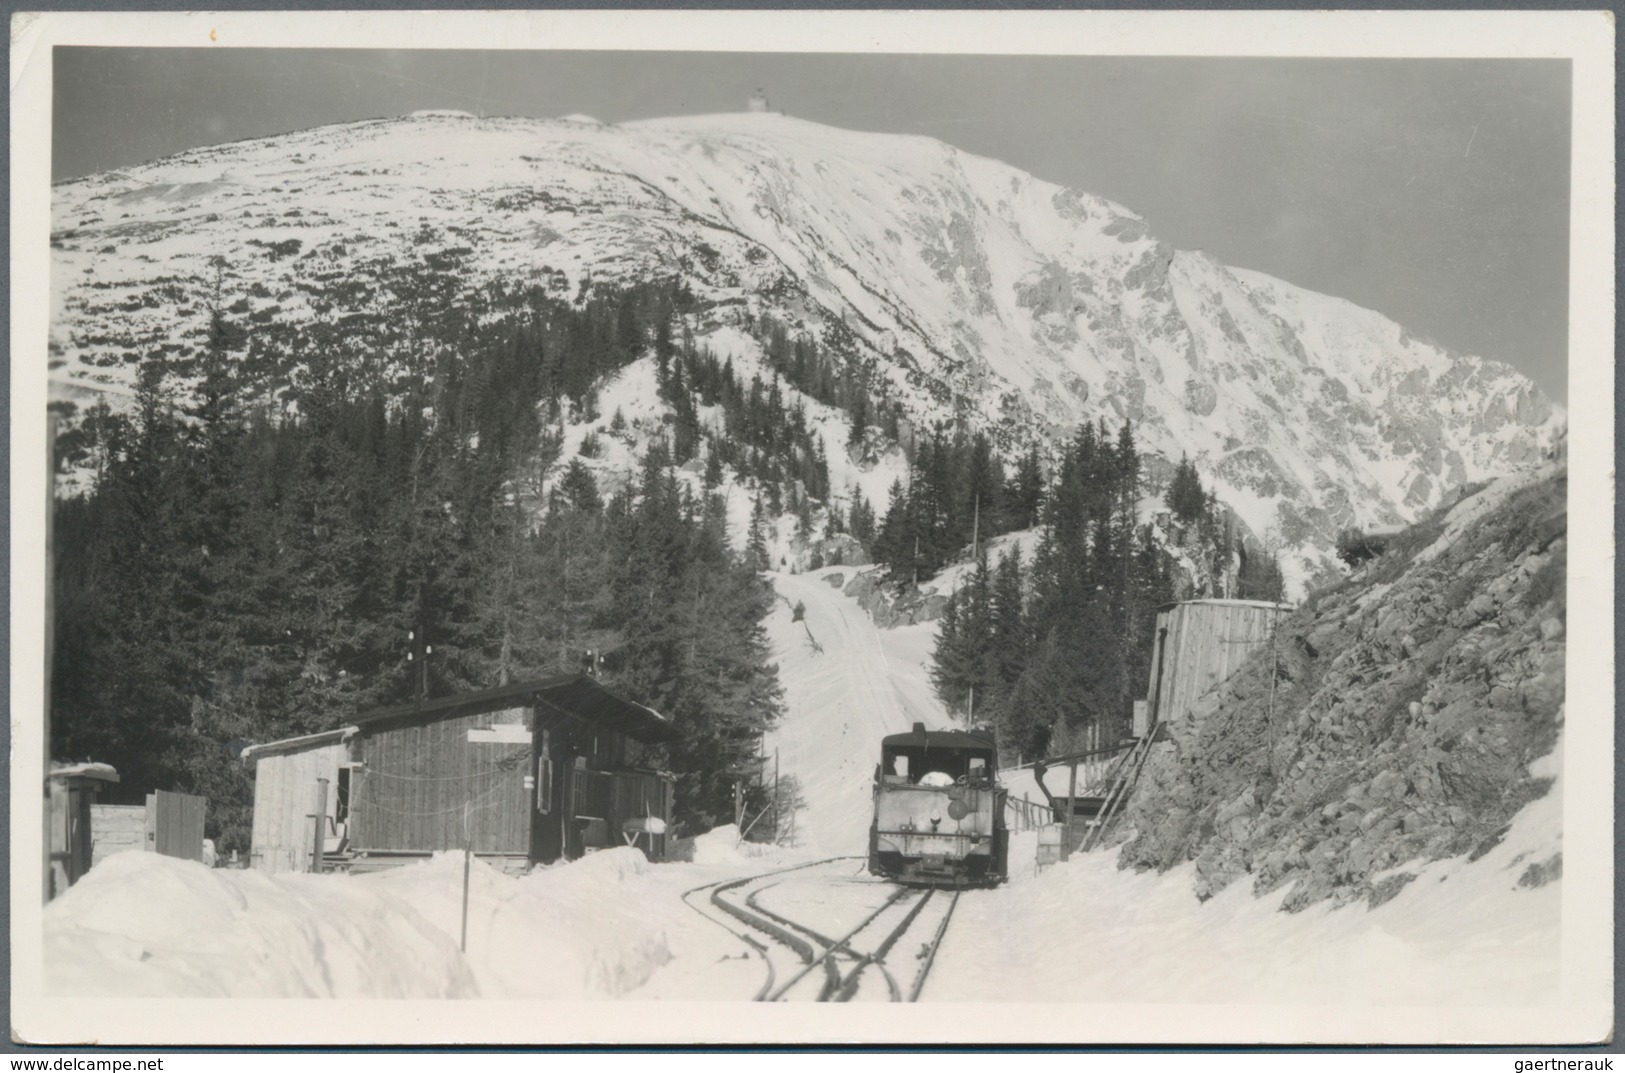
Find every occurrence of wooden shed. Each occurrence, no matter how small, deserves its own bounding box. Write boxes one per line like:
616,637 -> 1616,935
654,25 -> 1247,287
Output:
46,762 -> 119,899
242,727 -> 358,874
244,675 -> 679,874
1139,598 -> 1292,734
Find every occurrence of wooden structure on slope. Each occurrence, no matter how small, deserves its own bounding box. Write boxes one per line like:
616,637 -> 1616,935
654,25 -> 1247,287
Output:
1139,598 -> 1292,735
244,675 -> 679,875
1025,598 -> 1291,866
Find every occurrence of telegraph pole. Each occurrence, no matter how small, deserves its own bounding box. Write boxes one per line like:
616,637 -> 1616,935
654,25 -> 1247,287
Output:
407,626 -> 431,700
972,492 -> 979,560
408,581 -> 432,701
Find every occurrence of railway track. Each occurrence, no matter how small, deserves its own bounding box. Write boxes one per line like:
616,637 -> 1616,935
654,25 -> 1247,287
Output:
682,857 -> 963,1002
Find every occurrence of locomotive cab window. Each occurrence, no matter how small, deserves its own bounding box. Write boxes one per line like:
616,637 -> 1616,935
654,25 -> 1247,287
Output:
883,745 -> 992,785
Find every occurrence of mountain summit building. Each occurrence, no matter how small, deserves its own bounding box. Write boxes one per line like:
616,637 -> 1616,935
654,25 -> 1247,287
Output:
242,675 -> 679,874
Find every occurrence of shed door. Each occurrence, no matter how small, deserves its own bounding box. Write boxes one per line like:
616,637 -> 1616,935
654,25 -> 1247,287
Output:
152,789 -> 206,862
529,729 -> 564,864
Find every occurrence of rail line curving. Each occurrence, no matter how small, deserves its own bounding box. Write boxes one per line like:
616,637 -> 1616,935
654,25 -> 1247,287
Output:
681,857 -> 964,1002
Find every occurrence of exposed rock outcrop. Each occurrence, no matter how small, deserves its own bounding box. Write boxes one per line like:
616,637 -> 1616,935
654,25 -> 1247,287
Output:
1118,468 -> 1567,912
842,569 -> 949,628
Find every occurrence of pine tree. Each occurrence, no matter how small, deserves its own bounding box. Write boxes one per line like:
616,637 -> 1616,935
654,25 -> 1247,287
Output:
1007,445 -> 1045,531
990,546 -> 1029,690
847,387 -> 869,450
553,459 -> 603,513
848,489 -> 876,549
929,592 -> 966,712
1168,453 -> 1207,526
747,495 -> 771,571
874,478 -> 913,584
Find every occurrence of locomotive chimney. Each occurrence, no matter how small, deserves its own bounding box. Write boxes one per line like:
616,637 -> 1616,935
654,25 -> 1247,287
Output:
912,722 -> 926,735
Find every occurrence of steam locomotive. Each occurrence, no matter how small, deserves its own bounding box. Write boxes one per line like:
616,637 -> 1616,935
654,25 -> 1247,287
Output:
867,722 -> 1008,887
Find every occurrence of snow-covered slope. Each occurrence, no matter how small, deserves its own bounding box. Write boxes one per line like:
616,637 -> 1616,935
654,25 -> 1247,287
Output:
49,111 -> 1563,579
763,567 -> 955,852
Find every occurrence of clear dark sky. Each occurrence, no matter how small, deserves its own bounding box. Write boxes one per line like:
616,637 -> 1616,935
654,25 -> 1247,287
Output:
53,49 -> 1571,401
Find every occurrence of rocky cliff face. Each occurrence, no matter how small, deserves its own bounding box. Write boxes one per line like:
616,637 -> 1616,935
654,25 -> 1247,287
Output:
50,111 -> 1562,591
1118,467 -> 1566,911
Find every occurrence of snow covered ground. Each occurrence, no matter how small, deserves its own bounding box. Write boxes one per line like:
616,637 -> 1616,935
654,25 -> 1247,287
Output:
32,562 -> 1584,1043
761,567 -> 955,853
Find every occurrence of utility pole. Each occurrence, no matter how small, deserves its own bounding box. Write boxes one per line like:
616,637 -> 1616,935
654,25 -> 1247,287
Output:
461,798 -> 473,953
408,582 -> 432,701
971,492 -> 980,561
1266,610 -> 1280,778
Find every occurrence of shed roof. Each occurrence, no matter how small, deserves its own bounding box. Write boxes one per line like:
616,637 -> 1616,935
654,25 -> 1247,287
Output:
1157,598 -> 1294,613
48,761 -> 119,783
352,674 -> 678,744
240,726 -> 359,763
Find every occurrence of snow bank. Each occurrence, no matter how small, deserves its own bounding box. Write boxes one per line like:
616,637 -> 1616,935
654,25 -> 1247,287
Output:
359,848 -> 674,999
45,844 -> 690,1000
688,824 -> 779,866
44,852 -> 476,998
934,734 -> 1564,1006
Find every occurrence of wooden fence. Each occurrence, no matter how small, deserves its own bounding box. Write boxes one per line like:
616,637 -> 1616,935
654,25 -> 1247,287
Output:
150,790 -> 206,861
89,804 -> 147,866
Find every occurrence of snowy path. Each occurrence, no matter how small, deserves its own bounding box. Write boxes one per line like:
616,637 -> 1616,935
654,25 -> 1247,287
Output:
761,567 -> 955,854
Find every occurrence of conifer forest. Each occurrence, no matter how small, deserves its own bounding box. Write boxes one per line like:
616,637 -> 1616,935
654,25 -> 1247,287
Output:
52,268 -> 1282,853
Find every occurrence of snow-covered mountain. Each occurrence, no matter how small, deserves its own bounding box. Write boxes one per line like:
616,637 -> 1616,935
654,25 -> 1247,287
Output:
49,109 -> 1562,582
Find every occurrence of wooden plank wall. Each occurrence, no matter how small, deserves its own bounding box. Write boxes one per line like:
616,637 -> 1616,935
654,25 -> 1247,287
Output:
602,770 -> 671,857
349,706 -> 531,856
1149,602 -> 1284,730
153,790 -> 206,861
90,804 -> 147,867
250,740 -> 350,874
46,781 -> 91,896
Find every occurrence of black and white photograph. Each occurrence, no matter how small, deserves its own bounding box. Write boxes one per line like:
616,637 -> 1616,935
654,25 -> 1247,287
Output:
11,9 -> 1613,1047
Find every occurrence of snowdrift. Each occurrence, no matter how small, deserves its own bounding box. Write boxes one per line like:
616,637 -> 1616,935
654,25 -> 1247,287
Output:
44,851 -> 476,998
44,847 -> 681,1000
934,732 -> 1563,1005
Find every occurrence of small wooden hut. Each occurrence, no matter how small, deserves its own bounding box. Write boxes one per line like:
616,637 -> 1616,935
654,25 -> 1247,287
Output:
1139,598 -> 1291,735
46,762 -> 119,899
244,674 -> 679,874
242,727 -> 358,874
